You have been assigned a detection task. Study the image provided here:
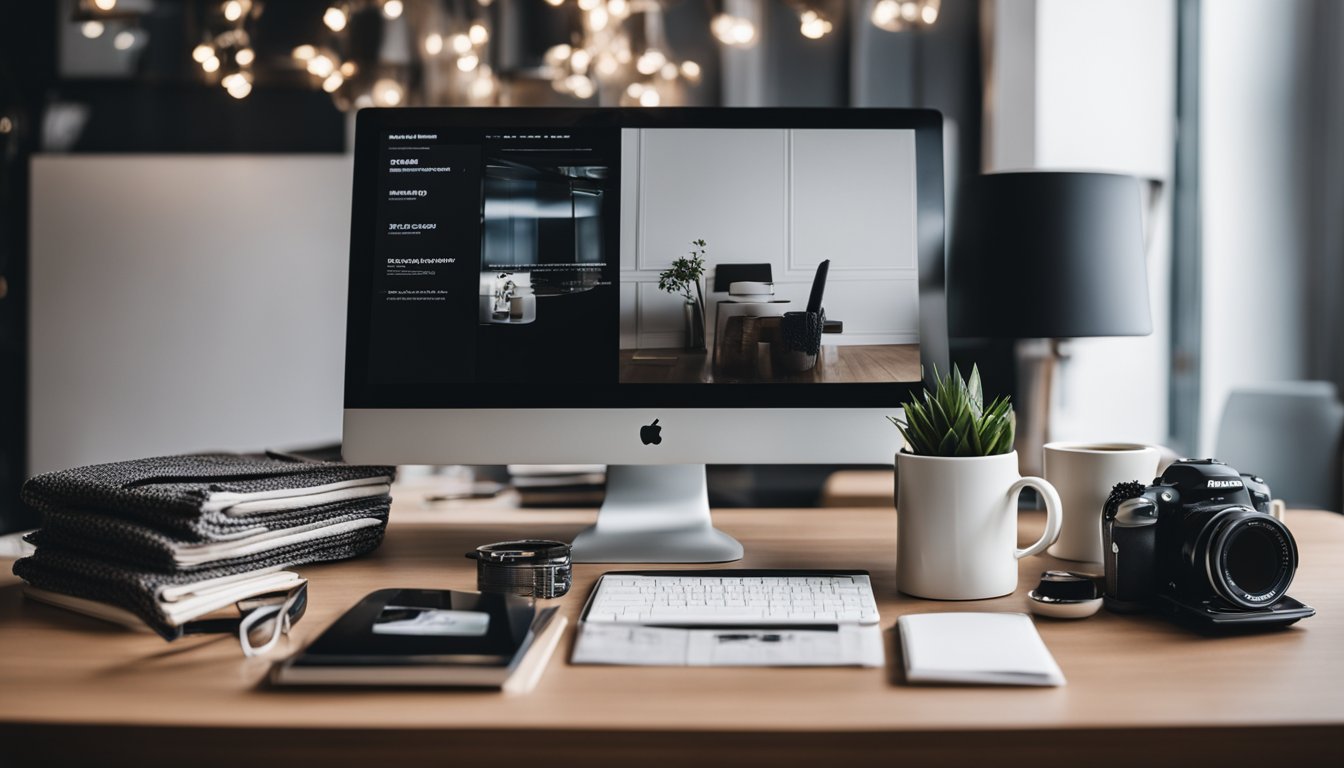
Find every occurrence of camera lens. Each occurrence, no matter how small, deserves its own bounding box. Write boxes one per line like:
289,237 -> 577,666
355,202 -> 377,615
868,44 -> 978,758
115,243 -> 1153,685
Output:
1204,508 -> 1297,609
1226,527 -> 1283,595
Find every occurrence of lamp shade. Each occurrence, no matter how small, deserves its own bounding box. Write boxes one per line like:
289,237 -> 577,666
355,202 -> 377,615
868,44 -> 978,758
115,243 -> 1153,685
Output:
948,172 -> 1152,339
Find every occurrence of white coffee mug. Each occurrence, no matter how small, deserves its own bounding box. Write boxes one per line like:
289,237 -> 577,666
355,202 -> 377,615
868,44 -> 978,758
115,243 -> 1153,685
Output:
896,451 -> 1062,600
1043,442 -> 1161,563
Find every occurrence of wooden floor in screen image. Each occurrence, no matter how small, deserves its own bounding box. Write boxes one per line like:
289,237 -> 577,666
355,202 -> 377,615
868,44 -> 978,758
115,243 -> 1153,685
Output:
619,344 -> 921,384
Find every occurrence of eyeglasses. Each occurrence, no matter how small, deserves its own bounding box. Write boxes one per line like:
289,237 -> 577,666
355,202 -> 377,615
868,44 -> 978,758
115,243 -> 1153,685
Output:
181,580 -> 308,657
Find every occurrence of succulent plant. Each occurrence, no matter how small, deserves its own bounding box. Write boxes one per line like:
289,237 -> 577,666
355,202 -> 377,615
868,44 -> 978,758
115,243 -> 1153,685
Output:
889,365 -> 1015,457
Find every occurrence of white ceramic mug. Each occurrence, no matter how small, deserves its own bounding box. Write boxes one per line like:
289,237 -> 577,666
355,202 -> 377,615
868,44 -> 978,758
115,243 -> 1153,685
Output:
896,451 -> 1063,600
1043,442 -> 1162,563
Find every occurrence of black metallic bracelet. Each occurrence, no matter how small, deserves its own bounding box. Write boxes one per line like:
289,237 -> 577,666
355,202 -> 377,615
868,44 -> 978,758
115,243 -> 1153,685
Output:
466,540 -> 572,599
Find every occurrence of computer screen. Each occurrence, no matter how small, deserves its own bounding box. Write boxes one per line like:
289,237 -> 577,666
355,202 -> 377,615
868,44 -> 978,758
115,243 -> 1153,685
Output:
342,108 -> 946,561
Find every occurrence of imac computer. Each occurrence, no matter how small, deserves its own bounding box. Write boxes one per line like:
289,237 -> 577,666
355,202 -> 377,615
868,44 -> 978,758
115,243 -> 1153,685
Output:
343,108 -> 948,563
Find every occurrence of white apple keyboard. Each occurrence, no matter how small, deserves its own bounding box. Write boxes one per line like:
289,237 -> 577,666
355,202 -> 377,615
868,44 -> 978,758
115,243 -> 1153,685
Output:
582,571 -> 881,626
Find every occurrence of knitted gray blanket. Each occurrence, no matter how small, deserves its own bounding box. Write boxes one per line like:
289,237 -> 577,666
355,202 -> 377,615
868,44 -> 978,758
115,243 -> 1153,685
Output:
13,452 -> 397,639
25,495 -> 391,572
20,451 -> 396,537
14,524 -> 385,639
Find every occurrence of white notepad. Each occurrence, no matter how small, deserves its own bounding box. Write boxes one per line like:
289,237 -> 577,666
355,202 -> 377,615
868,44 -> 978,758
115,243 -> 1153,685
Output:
897,612 -> 1066,687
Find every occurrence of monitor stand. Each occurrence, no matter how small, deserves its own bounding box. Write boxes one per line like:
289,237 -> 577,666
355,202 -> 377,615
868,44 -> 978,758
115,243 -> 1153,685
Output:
570,464 -> 744,563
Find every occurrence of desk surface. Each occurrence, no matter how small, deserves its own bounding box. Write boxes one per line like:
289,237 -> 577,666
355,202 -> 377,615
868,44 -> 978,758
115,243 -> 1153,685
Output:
1,491 -> 1342,767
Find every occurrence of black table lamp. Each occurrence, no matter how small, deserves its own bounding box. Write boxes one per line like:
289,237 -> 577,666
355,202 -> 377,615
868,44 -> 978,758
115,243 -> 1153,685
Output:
948,171 -> 1152,473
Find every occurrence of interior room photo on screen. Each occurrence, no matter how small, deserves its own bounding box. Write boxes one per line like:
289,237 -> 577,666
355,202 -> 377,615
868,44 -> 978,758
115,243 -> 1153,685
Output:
617,128 -> 922,385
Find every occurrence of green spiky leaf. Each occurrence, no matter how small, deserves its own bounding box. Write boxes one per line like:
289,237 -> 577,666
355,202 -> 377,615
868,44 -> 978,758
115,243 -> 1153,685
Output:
888,364 -> 1016,457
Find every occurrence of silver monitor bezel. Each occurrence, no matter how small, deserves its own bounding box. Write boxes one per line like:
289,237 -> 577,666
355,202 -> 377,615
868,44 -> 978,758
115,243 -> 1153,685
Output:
343,108 -> 946,465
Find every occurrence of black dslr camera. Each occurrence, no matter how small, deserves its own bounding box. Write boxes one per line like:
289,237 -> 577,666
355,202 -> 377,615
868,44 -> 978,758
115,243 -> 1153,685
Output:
1102,459 -> 1314,629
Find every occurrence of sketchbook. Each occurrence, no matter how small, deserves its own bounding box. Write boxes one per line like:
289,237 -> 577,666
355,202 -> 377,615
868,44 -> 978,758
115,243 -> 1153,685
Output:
897,612 -> 1065,687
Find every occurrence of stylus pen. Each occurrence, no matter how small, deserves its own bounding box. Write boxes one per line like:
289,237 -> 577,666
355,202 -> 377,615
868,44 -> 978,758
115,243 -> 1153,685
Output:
714,633 -> 785,642
642,624 -> 840,632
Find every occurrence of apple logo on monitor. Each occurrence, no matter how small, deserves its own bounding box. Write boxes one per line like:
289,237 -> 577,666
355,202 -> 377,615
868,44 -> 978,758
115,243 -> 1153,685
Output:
640,419 -> 663,445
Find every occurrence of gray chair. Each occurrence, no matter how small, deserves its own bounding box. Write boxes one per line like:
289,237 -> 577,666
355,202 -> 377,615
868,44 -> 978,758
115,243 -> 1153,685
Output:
1214,382 -> 1344,512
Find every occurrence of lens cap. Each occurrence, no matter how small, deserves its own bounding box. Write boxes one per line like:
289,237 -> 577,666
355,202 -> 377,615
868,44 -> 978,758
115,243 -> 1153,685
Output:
1027,571 -> 1104,619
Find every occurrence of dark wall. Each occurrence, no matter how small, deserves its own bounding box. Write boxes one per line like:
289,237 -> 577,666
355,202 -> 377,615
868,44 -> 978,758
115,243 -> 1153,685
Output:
0,2 -> 51,532
50,1 -> 346,153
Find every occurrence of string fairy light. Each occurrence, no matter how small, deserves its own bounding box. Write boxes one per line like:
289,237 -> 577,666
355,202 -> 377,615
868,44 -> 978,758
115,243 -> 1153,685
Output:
177,0 -> 941,110
190,1 -> 258,99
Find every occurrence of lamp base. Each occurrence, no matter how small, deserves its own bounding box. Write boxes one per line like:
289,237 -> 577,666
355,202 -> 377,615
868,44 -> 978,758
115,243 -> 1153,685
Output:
1013,339 -> 1064,477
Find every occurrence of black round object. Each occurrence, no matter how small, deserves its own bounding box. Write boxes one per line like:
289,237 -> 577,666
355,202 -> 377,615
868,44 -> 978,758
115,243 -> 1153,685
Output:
1226,528 -> 1281,594
1035,570 -> 1101,601
1202,509 -> 1297,610
467,540 -> 572,599
469,540 -> 570,564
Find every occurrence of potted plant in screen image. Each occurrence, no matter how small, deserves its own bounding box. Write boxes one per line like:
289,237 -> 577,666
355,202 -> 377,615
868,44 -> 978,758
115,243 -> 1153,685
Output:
658,239 -> 708,352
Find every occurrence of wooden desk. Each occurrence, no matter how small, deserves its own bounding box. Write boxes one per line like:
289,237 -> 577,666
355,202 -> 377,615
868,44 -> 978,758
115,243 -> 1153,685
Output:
1,500 -> 1341,767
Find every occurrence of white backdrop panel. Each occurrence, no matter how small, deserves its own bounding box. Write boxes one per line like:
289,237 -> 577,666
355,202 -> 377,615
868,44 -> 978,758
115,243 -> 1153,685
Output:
789,129 -> 917,273
635,128 -> 787,271
29,155 -> 351,475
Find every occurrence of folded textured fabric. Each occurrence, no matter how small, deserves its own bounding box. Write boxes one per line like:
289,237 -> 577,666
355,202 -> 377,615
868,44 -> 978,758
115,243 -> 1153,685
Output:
14,451 -> 397,639
20,452 -> 396,537
26,497 -> 390,571
24,572 -> 308,632
13,523 -> 385,639
35,483 -> 391,542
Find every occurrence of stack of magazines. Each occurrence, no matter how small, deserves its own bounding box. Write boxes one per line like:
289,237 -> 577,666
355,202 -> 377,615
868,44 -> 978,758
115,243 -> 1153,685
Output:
508,464 -> 606,507
12,451 -> 394,640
